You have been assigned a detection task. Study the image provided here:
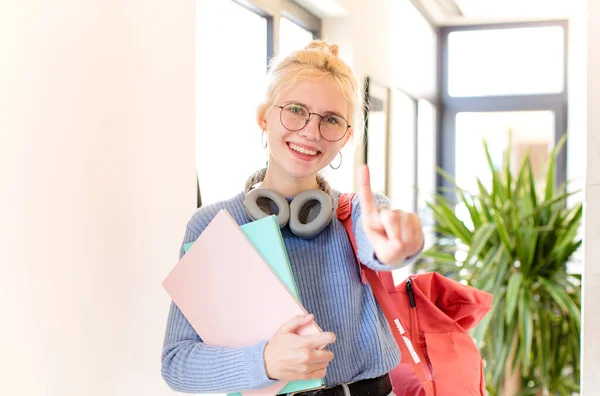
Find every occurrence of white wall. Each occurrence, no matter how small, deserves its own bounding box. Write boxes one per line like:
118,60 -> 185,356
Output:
1,1 -> 196,395
582,0 -> 600,391
334,0 -> 394,86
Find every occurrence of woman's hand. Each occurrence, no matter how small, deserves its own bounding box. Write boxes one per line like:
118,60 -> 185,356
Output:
264,314 -> 336,381
358,164 -> 424,267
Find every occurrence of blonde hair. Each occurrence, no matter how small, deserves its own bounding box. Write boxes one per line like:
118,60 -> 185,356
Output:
257,40 -> 364,145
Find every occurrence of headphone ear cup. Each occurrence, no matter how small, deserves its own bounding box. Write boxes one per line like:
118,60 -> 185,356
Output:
244,188 -> 290,227
289,189 -> 333,238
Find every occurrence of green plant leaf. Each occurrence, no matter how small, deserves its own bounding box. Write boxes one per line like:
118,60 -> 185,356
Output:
534,298 -> 550,390
483,140 -> 506,204
518,287 -> 533,373
420,249 -> 458,266
492,209 -> 513,254
430,202 -> 473,244
539,277 -> 581,329
545,134 -> 567,201
504,137 -> 513,201
505,272 -> 522,324
493,318 -> 518,385
459,189 -> 484,230
526,159 -> 538,212
476,179 -> 495,221
465,223 -> 497,265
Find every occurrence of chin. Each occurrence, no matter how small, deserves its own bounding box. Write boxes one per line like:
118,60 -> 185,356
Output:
285,164 -> 321,180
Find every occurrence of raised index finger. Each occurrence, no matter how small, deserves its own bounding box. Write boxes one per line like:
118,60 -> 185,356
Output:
358,164 -> 378,222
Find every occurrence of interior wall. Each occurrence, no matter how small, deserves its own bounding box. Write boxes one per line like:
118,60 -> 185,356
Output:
582,0 -> 600,391
2,0 -> 196,395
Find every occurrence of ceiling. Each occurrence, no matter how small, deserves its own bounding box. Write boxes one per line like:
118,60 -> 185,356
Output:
295,0 -> 577,26
292,0 -> 349,19
429,0 -> 576,25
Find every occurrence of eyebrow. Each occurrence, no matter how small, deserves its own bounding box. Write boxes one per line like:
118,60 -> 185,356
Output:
285,101 -> 348,121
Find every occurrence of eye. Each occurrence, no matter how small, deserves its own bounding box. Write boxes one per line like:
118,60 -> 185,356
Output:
287,104 -> 307,115
324,115 -> 340,125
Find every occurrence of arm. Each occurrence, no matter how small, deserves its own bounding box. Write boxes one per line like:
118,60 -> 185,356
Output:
161,223 -> 278,393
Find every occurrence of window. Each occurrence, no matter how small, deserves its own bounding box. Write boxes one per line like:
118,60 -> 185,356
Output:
440,21 -> 568,203
278,17 -> 314,59
454,111 -> 555,199
447,26 -> 565,97
196,1 -> 268,205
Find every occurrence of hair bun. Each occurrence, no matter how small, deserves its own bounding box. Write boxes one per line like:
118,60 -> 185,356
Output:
329,44 -> 339,56
304,40 -> 339,57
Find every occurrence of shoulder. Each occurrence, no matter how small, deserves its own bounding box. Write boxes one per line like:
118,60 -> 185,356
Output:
185,192 -> 247,235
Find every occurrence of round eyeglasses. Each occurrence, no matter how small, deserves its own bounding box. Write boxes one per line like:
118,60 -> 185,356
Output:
275,104 -> 350,142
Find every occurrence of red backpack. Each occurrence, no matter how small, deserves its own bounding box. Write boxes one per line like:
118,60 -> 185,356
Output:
336,193 -> 493,396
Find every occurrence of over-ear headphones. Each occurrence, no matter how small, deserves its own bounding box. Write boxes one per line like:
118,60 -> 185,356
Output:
243,169 -> 334,238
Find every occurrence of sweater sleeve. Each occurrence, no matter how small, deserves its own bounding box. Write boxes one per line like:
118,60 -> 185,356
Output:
351,193 -> 423,272
161,222 -> 279,394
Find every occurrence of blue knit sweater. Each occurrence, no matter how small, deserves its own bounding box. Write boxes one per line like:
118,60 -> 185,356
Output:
161,189 -> 415,394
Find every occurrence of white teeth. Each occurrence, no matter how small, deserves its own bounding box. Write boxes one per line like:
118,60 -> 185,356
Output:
289,143 -> 318,156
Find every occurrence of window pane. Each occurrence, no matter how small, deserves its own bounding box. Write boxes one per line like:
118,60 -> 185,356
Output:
448,26 -> 565,97
279,17 -> 314,59
454,111 -> 555,227
388,90 -> 416,211
196,1 -> 267,205
365,81 -> 389,196
416,100 -> 437,250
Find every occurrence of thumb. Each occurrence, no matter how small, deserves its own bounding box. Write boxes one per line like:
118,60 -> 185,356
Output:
277,314 -> 314,334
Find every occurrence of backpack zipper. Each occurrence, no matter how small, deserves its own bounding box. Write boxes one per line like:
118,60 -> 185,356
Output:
406,277 -> 416,308
406,278 -> 434,382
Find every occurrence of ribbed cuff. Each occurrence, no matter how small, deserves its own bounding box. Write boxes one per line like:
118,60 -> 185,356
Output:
243,340 -> 280,390
368,245 -> 424,271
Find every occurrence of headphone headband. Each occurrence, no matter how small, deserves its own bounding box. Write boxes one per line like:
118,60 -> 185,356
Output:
243,169 -> 333,238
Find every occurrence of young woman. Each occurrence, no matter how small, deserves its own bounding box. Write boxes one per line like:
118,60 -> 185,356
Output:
161,40 -> 424,396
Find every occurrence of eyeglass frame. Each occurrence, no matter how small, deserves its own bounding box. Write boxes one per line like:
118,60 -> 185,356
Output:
274,104 -> 351,142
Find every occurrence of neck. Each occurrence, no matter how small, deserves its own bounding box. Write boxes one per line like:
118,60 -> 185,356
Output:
260,166 -> 319,197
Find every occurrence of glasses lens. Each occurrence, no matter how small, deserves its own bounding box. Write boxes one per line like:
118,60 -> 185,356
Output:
320,114 -> 348,141
280,104 -> 309,131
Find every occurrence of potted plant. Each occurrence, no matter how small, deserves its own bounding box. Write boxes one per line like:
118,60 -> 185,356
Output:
414,135 -> 582,395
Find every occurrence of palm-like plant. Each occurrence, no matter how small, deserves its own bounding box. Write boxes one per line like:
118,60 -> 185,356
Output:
414,135 -> 582,395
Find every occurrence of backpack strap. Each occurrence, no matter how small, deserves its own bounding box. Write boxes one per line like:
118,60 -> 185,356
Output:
336,193 -> 395,292
336,193 -> 367,284
336,193 -> 435,396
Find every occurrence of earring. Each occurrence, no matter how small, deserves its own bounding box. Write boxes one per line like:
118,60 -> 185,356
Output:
329,151 -> 342,170
261,129 -> 268,148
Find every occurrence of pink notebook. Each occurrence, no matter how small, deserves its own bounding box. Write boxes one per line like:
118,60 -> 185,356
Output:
162,209 -> 322,396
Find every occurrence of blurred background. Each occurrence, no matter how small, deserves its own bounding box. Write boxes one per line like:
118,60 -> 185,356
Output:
1,0 -> 598,395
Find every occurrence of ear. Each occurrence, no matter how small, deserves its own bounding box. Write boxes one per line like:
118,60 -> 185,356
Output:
256,105 -> 268,130
341,127 -> 353,148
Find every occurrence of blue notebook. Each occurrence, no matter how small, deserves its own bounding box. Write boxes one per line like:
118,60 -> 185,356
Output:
183,215 -> 325,395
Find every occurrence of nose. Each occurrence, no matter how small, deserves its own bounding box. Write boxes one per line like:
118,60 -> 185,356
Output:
299,115 -> 321,140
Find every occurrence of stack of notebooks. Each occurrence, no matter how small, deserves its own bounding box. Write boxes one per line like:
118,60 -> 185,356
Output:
162,209 -> 326,396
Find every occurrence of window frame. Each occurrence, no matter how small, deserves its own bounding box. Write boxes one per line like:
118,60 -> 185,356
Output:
438,20 -> 569,196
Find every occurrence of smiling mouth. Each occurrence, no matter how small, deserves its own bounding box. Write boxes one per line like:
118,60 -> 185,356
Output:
288,143 -> 320,156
